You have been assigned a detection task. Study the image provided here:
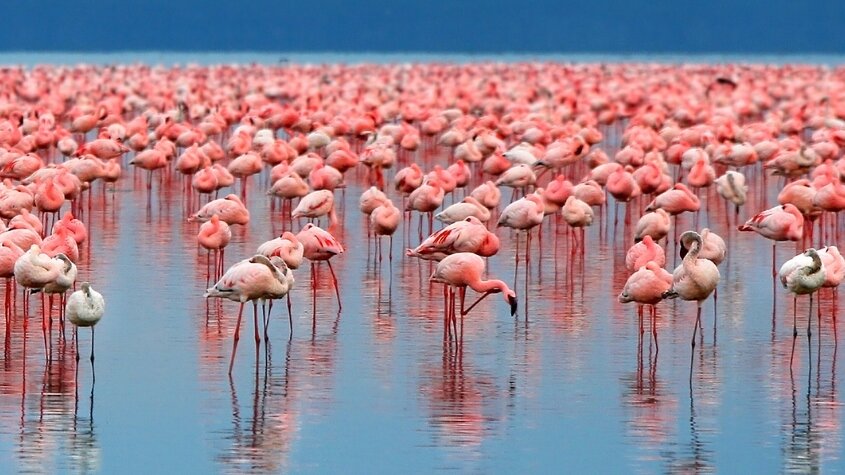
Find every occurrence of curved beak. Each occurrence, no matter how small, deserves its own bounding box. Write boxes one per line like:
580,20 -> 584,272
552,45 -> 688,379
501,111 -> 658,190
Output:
508,295 -> 518,316
679,244 -> 688,260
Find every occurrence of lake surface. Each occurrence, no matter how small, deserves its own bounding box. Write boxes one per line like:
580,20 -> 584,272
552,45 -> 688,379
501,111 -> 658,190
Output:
0,57 -> 844,474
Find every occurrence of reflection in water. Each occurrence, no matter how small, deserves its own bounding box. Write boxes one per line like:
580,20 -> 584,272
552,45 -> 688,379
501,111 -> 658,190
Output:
781,325 -> 842,474
420,342 -> 500,467
622,333 -> 677,471
0,333 -> 98,474
218,341 -> 299,474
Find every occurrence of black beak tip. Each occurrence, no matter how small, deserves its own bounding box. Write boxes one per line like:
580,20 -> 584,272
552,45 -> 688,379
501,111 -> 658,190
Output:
679,246 -> 688,259
509,296 -> 518,316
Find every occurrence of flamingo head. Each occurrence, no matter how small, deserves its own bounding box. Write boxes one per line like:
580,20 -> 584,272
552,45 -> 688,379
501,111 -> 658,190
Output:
505,290 -> 518,316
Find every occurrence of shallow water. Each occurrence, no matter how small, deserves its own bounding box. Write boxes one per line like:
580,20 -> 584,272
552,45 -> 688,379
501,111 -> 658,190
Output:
1,96 -> 845,474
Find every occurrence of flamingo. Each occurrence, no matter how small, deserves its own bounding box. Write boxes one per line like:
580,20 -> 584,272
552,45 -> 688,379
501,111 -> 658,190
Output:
205,255 -> 293,373
406,216 -> 498,261
198,214 -> 232,281
779,249 -> 825,365
35,253 -> 77,339
625,235 -> 666,272
292,189 -> 339,228
435,196 -> 491,224
65,282 -> 105,362
739,204 -> 804,277
619,261 -> 673,343
634,209 -> 671,243
188,194 -> 250,226
662,231 -> 720,376
297,223 -> 344,310
430,252 -> 517,340
370,199 -> 401,262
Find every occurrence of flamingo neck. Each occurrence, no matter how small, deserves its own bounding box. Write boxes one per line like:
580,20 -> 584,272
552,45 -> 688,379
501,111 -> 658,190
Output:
684,238 -> 702,264
470,278 -> 509,296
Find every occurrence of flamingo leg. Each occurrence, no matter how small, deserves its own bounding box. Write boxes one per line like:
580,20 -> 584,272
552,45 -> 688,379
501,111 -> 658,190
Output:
790,296 -> 798,366
228,302 -> 245,375
327,261 -> 342,310
287,294 -> 293,334
90,327 -> 95,362
808,292 -> 813,340
651,305 -> 659,354
253,302 -> 260,345
638,305 -> 643,335
690,303 -> 701,382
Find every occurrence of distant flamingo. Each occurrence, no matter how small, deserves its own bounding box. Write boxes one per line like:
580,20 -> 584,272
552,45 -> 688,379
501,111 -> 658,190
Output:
189,194 -> 250,226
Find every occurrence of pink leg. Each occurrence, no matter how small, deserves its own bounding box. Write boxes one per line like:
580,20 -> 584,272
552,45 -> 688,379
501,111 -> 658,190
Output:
327,261 -> 342,310
228,302 -> 245,375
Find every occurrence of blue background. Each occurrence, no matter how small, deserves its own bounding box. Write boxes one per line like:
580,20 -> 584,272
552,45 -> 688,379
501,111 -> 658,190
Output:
3,0 -> 843,53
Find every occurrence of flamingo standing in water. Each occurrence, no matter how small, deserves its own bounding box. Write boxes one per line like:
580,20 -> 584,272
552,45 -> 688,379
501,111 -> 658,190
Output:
0,241 -> 23,320
661,231 -> 720,378
205,255 -> 293,374
619,261 -> 673,346
13,244 -> 61,319
430,252 -> 517,341
739,204 -> 804,299
498,193 -> 544,267
65,282 -> 105,362
817,246 -> 845,320
779,248 -> 825,365
297,223 -> 344,311
370,199 -> 401,262
292,189 -> 339,228
35,253 -> 77,338
197,214 -> 231,281
256,232 -> 303,333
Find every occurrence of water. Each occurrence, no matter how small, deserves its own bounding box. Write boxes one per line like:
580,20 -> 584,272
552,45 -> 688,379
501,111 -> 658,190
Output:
0,55 -> 844,473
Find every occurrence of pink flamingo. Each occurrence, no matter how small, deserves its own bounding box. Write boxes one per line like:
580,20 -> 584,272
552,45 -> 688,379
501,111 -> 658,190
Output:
625,235 -> 666,272
198,214 -> 232,281
189,194 -> 250,226
292,189 -> 339,228
297,223 -> 344,310
739,204 -> 804,276
406,216 -> 498,261
634,209 -> 671,243
0,241 -> 23,321
430,252 -> 517,340
370,199 -> 401,262
619,261 -> 673,344
205,255 -> 293,374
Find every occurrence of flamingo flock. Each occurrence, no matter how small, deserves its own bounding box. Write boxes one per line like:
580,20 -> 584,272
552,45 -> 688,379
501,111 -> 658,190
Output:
0,61 -> 842,380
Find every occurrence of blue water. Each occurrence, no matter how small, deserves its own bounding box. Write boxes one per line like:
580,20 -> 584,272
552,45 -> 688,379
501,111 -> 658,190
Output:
0,55 -> 843,473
